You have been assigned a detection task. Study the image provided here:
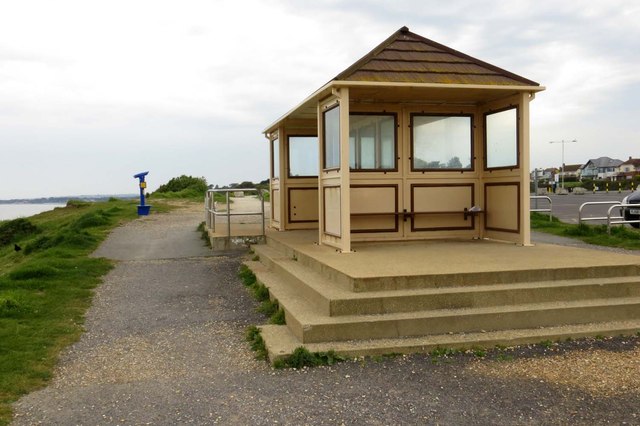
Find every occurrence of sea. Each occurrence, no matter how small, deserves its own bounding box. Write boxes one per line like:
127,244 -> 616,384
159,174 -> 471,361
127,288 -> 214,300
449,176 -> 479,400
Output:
0,204 -> 67,221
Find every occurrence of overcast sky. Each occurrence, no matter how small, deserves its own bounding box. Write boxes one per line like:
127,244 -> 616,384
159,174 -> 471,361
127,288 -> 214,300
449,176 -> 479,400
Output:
1,0 -> 638,199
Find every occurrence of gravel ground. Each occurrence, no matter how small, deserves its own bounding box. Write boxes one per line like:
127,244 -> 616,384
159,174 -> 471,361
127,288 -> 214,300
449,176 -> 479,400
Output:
12,205 -> 640,425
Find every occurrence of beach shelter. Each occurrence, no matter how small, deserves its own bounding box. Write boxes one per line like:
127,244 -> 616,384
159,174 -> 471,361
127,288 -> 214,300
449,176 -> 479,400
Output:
264,27 -> 544,253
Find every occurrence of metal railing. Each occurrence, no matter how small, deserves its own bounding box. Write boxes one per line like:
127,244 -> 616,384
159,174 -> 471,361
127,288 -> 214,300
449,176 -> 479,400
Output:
530,196 -> 552,221
578,201 -> 640,234
204,188 -> 266,238
606,203 -> 640,234
578,201 -> 622,224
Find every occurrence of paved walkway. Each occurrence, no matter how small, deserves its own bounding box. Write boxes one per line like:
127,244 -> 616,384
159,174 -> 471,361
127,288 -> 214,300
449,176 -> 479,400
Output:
13,206 -> 639,425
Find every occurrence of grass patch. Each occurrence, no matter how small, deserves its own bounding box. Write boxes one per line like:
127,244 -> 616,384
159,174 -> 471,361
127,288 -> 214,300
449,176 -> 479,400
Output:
0,218 -> 39,247
269,308 -> 286,325
531,212 -> 640,250
238,265 -> 286,325
273,347 -> 345,369
245,326 -> 268,360
196,222 -> 211,248
257,298 -> 279,317
0,197 -> 174,425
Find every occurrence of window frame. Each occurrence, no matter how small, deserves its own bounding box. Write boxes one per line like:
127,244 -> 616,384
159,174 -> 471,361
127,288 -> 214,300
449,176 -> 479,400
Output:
322,103 -> 341,171
410,112 -> 475,172
483,106 -> 520,171
270,136 -> 280,180
349,112 -> 398,172
287,134 -> 319,179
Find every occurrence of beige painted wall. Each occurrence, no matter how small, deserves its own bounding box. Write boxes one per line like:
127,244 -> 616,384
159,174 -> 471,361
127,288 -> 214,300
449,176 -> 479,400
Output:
272,92 -> 533,246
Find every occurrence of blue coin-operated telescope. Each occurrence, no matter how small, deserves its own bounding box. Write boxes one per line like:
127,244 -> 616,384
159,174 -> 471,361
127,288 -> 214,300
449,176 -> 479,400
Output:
133,171 -> 151,216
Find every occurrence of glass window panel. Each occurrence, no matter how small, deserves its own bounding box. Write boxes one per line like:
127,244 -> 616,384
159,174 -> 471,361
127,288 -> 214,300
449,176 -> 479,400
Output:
323,105 -> 340,169
412,115 -> 472,170
486,108 -> 518,169
380,119 -> 395,169
349,114 -> 396,170
271,138 -> 279,179
349,136 -> 356,169
288,136 -> 318,177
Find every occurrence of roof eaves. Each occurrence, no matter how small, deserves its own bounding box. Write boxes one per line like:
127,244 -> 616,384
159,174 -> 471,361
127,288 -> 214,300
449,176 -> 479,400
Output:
262,81 -> 337,135
333,80 -> 545,92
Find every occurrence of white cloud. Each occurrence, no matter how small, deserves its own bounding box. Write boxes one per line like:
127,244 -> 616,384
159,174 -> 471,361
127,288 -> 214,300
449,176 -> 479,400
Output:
0,0 -> 639,197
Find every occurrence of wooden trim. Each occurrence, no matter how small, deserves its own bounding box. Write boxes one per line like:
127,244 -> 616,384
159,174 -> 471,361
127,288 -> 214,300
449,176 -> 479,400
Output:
322,185 -> 341,237
287,187 -> 319,224
287,134 -> 319,179
348,112 -> 398,172
270,137 -> 280,180
322,103 -> 341,171
483,105 -> 520,171
410,183 -> 475,232
271,188 -> 279,221
350,184 -> 399,233
409,113 -> 475,172
484,182 -> 521,233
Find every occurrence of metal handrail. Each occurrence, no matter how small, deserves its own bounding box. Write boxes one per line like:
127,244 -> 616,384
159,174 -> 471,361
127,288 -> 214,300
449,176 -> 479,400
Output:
578,201 -> 623,223
606,203 -> 640,234
204,188 -> 266,238
530,196 -> 552,221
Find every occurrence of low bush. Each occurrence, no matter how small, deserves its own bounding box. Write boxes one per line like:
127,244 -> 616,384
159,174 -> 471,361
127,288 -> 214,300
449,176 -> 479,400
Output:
273,347 -> 345,369
0,218 -> 39,246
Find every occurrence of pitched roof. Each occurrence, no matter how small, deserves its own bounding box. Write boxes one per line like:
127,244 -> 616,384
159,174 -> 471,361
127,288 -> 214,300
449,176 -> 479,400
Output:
334,26 -> 539,86
563,164 -> 582,172
620,157 -> 640,167
584,157 -> 624,168
264,27 -> 544,133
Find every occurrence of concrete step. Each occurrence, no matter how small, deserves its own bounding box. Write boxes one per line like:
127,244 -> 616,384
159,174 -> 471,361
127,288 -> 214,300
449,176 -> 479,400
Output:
261,236 -> 640,293
248,255 -> 640,344
288,296 -> 640,343
263,238 -> 354,290
260,320 -> 640,361
252,244 -> 640,316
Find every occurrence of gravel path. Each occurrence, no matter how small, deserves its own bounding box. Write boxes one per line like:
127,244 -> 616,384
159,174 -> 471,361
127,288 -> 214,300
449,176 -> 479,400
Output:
13,205 -> 640,425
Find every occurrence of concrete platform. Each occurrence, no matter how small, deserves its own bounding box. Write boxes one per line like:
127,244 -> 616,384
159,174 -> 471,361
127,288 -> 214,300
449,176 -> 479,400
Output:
247,230 -> 640,361
265,229 -> 640,281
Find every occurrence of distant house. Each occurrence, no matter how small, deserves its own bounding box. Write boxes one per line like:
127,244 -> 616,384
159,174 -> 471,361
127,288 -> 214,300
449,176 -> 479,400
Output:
615,156 -> 640,180
530,168 -> 556,183
580,157 -> 623,180
559,164 -> 582,179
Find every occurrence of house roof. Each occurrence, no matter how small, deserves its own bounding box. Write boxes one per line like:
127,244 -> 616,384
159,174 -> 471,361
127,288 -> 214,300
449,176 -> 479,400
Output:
335,26 -> 539,86
264,27 -> 544,134
584,157 -> 624,168
563,164 -> 582,172
620,157 -> 640,167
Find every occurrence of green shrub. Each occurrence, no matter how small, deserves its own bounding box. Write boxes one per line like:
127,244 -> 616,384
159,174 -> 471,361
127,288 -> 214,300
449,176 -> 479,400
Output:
65,199 -> 91,208
71,211 -> 111,230
0,218 -> 39,246
155,175 -> 208,194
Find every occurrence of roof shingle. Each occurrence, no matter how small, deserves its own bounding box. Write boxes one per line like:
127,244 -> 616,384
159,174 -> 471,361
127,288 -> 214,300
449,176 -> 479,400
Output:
335,26 -> 539,86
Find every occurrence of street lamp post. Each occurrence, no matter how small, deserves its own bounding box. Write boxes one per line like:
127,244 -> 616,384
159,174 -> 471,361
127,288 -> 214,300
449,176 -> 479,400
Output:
549,139 -> 577,190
